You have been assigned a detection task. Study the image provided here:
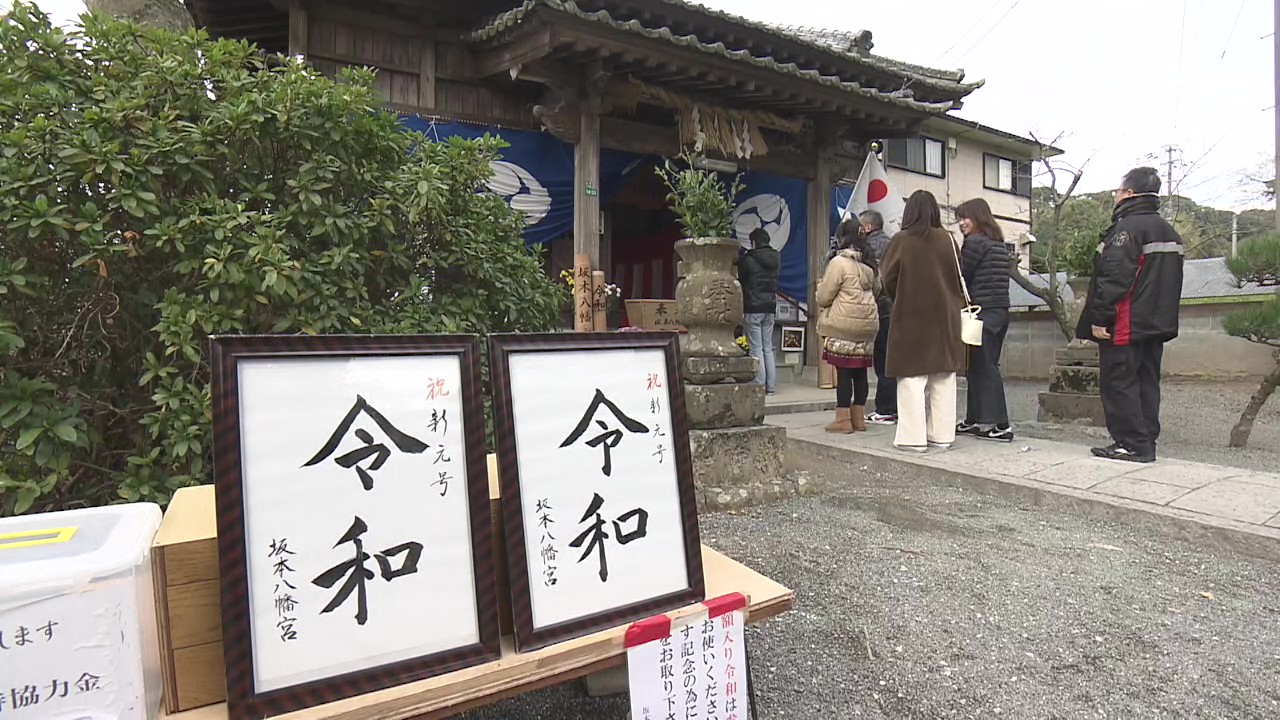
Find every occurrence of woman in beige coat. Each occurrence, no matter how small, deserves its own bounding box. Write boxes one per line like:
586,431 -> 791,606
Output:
817,220 -> 881,433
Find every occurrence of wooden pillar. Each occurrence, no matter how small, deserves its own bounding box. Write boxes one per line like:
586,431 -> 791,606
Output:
806,153 -> 834,370
287,0 -> 307,57
574,110 -> 602,270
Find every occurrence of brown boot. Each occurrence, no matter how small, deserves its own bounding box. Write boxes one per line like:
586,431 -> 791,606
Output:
825,407 -> 853,433
851,405 -> 867,432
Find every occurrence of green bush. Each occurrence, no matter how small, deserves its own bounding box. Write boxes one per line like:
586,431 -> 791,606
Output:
0,6 -> 565,514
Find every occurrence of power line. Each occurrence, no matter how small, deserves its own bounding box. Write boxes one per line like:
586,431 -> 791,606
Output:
952,0 -> 1022,65
1221,0 -> 1247,60
931,0 -> 1005,64
1174,0 -> 1189,129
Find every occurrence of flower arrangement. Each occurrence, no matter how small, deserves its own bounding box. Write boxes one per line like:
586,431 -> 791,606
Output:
735,335 -> 749,353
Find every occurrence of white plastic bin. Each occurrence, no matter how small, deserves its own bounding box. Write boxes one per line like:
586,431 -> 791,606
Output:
0,503 -> 163,720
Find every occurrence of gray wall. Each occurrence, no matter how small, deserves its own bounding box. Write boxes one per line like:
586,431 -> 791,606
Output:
1004,303 -> 1276,380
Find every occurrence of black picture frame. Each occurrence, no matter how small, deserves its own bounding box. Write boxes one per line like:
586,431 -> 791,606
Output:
210,334 -> 501,719
488,332 -> 706,651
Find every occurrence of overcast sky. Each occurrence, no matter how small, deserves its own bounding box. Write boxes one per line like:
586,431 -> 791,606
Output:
14,0 -> 1277,210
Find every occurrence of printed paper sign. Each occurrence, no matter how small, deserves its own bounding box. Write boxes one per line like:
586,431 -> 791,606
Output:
627,596 -> 750,720
0,580 -> 142,719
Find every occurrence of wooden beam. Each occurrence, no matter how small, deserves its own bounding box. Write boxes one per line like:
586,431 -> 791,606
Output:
287,0 -> 307,56
471,27 -> 554,78
574,109 -> 602,269
598,117 -> 816,179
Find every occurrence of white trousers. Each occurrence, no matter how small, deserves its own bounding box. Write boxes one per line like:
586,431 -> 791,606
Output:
894,373 -> 958,448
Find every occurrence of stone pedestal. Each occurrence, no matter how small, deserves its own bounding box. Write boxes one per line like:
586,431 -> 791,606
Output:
684,383 -> 766,429
1037,344 -> 1105,426
688,426 -> 806,512
672,237 -> 788,510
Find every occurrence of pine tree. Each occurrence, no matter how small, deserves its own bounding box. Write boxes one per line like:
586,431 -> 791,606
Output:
1224,235 -> 1280,447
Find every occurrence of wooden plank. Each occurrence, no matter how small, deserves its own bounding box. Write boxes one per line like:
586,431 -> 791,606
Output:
160,547 -> 791,720
174,642 -> 227,711
574,111 -> 601,269
168,580 -> 223,648
419,39 -> 437,109
154,486 -> 219,585
390,71 -> 419,106
287,0 -> 307,56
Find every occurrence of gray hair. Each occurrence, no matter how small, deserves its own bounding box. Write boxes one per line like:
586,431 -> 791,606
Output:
858,209 -> 884,231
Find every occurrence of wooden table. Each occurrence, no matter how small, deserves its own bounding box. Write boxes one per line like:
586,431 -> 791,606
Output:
160,545 -> 791,720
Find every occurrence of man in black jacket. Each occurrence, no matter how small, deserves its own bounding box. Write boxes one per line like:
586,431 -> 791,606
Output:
1077,167 -> 1185,463
740,228 -> 782,394
860,210 -> 898,424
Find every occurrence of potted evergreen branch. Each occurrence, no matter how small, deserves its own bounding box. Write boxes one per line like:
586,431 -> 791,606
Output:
654,152 -> 753,370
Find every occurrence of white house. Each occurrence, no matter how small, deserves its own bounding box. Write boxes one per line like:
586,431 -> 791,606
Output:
881,115 -> 1062,270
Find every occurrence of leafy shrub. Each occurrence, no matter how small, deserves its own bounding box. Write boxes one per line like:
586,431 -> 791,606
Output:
0,6 -> 564,514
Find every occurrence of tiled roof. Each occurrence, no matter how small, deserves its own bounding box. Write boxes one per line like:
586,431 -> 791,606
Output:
472,1 -> 973,112
1009,258 -> 1275,310
769,24 -> 974,88
634,2 -> 980,95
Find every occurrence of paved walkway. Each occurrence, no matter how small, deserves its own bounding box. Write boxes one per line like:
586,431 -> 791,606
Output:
763,382 -> 835,415
769,411 -> 1280,541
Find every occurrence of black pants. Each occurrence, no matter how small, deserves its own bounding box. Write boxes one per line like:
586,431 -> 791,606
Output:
836,368 -> 869,409
965,307 -> 1010,426
872,316 -> 897,415
1099,339 -> 1164,455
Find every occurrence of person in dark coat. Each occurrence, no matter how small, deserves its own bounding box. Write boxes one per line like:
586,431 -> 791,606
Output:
739,228 -> 782,394
1076,167 -> 1185,463
954,198 -> 1013,442
880,190 -> 966,452
860,210 -> 898,425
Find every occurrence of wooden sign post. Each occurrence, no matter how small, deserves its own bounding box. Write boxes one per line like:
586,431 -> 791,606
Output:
591,270 -> 607,332
573,254 -> 594,333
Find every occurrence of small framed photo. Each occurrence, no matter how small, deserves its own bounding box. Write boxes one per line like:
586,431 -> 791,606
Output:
489,332 -> 705,651
781,325 -> 805,351
210,335 -> 501,719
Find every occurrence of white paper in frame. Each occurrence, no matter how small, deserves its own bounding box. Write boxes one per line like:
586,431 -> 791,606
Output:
211,336 -> 500,718
490,333 -> 705,651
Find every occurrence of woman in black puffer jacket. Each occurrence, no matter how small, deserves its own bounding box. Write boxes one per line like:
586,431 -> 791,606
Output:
955,199 -> 1013,442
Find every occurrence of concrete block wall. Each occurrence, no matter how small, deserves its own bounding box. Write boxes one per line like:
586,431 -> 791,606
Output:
1003,303 -> 1276,380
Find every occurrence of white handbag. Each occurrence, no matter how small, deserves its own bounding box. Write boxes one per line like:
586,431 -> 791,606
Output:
949,238 -> 984,347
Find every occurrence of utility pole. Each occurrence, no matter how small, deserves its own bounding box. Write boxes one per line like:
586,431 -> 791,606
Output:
1274,0 -> 1279,230
1232,213 -> 1240,258
1162,145 -> 1178,220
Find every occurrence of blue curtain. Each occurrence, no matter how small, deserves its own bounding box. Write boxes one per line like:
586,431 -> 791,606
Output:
398,116 -> 642,246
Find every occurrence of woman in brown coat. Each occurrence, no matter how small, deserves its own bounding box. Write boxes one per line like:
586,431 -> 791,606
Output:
880,190 -> 966,452
817,220 -> 880,433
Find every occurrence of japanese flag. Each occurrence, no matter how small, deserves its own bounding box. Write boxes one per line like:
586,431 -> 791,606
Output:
842,153 -> 905,236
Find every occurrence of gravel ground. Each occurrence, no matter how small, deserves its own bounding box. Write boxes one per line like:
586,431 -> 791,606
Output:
993,379 -> 1280,472
460,457 -> 1280,720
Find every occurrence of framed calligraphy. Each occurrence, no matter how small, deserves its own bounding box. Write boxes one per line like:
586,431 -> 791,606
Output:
211,335 -> 501,719
489,332 -> 705,651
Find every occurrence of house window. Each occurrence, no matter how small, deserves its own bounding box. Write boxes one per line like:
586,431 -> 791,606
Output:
885,137 -> 945,178
984,154 -> 1033,197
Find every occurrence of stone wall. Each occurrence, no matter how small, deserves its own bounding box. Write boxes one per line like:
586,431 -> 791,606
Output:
1003,302 -> 1276,380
